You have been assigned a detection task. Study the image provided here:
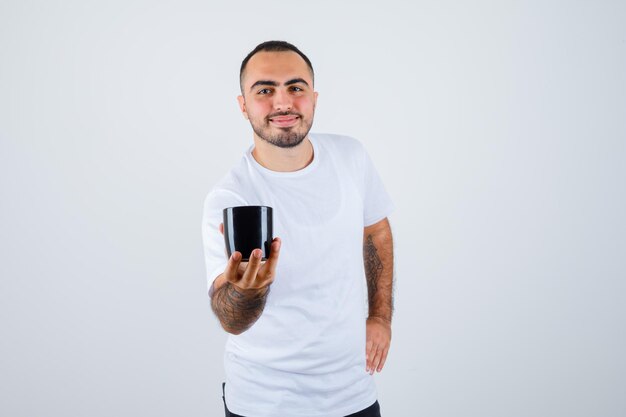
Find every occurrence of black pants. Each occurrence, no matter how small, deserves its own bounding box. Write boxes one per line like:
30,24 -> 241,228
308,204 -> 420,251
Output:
222,383 -> 381,417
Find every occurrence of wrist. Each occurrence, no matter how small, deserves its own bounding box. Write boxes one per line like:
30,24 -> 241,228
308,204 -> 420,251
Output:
230,282 -> 270,298
367,315 -> 392,325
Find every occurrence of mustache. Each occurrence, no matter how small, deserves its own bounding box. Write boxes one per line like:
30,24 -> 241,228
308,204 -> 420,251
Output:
266,111 -> 303,119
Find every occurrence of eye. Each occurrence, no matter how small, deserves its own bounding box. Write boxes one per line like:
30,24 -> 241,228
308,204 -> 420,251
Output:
257,88 -> 272,95
290,86 -> 303,92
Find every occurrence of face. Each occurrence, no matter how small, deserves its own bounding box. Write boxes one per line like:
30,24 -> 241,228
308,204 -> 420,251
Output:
237,51 -> 318,148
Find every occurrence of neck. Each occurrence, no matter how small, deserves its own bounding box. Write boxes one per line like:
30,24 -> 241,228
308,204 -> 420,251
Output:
251,136 -> 314,172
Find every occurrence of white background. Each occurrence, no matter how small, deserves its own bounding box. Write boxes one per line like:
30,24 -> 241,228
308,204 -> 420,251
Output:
1,1 -> 625,416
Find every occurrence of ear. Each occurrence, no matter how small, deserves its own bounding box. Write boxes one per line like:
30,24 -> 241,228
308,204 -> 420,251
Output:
314,91 -> 319,107
237,95 -> 248,120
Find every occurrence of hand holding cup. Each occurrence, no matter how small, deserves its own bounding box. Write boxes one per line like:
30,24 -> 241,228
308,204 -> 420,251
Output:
219,206 -> 280,291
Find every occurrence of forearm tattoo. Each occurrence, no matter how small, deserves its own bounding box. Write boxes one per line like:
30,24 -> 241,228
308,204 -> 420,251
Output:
364,235 -> 383,303
211,283 -> 269,334
364,233 -> 394,322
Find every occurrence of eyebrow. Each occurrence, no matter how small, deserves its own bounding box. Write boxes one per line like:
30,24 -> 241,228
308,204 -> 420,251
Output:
249,78 -> 310,92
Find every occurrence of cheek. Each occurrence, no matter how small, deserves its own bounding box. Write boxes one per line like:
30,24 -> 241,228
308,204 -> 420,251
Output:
247,101 -> 271,117
295,96 -> 315,112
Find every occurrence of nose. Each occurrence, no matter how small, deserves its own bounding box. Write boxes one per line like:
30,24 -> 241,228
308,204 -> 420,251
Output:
272,88 -> 293,112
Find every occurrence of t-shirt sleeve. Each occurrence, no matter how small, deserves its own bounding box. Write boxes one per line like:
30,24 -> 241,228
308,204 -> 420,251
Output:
201,189 -> 247,296
360,144 -> 395,227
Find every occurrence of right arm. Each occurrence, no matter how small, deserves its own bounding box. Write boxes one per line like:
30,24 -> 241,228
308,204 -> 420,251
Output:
211,283 -> 269,335
210,240 -> 281,335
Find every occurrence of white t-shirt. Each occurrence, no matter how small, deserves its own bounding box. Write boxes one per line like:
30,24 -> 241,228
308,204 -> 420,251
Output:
202,133 -> 394,417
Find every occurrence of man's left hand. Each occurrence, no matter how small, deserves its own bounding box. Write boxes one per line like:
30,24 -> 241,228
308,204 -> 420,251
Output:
365,317 -> 391,374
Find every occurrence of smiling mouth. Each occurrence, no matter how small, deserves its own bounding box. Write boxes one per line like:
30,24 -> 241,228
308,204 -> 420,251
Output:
268,115 -> 300,127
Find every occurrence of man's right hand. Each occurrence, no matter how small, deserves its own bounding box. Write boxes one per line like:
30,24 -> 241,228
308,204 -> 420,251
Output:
210,223 -> 281,334
217,223 -> 281,292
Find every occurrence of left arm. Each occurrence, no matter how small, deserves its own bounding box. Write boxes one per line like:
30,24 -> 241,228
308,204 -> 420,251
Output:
363,217 -> 394,374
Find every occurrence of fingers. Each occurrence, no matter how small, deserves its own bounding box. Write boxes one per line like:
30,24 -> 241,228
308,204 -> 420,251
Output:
223,251 -> 242,283
367,345 -> 388,375
260,237 -> 281,283
365,340 -> 374,373
225,237 -> 281,290
365,320 -> 391,374
240,248 -> 264,288
377,347 -> 389,372
365,340 -> 381,374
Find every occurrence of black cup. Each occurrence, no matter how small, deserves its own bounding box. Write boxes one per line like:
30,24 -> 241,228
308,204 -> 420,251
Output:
223,206 -> 273,261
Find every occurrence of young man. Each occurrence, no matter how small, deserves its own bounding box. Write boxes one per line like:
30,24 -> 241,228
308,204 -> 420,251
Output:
202,40 -> 394,417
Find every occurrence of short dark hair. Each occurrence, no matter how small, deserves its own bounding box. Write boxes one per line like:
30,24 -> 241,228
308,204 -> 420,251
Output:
239,40 -> 314,94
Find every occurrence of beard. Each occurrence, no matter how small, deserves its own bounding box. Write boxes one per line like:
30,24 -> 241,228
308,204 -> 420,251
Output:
249,111 -> 314,149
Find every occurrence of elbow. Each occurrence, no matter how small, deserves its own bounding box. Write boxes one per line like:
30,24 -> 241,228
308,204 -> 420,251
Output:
225,328 -> 244,336
220,322 -> 248,335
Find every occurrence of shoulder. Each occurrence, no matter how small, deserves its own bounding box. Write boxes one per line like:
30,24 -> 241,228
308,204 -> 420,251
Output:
310,133 -> 371,180
309,132 -> 366,156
